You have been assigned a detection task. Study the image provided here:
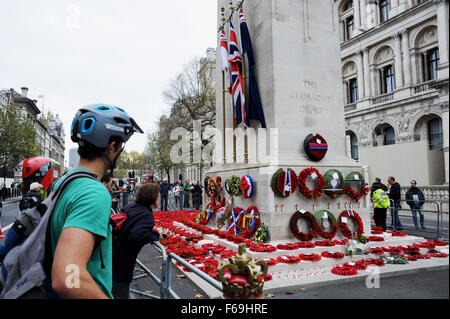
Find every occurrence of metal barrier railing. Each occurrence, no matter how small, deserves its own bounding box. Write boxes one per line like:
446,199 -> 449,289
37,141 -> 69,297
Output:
130,241 -> 223,299
370,197 -> 448,241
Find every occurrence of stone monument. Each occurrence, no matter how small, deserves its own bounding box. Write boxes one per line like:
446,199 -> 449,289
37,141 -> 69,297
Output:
207,0 -> 371,241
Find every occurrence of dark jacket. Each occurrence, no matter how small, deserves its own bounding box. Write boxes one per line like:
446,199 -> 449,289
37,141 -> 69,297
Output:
112,203 -> 160,283
192,184 -> 202,197
405,187 -> 425,207
160,182 -> 169,195
388,182 -> 401,204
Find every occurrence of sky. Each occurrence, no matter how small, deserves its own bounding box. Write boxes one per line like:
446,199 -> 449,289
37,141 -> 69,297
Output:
0,0 -> 218,166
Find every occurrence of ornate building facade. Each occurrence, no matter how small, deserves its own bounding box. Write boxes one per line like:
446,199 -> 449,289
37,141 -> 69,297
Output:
337,0 -> 449,188
1,87 -> 65,182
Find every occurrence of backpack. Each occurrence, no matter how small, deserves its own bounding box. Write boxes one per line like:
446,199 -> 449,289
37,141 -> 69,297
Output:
373,188 -> 390,209
0,170 -> 97,299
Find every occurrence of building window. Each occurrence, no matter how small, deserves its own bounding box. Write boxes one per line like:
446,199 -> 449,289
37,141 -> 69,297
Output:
381,65 -> 395,94
348,78 -> 358,103
379,0 -> 389,23
383,126 -> 395,145
350,133 -> 359,160
343,0 -> 353,11
345,16 -> 354,41
423,48 -> 440,81
428,118 -> 443,150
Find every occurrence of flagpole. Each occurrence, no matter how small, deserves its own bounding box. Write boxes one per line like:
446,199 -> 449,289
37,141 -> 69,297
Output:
229,0 -> 237,164
221,8 -> 227,165
242,50 -> 249,163
222,71 -> 227,164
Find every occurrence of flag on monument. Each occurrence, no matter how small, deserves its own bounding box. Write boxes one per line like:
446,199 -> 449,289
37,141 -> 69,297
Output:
239,7 -> 267,128
219,28 -> 232,94
229,21 -> 249,127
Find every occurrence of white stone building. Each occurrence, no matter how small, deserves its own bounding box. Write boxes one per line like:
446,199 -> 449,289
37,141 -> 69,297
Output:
338,0 -> 449,193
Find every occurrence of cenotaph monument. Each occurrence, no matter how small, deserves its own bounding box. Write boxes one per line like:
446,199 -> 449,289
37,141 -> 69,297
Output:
207,0 -> 371,241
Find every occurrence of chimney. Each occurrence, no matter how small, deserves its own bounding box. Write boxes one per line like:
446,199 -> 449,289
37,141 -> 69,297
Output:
21,87 -> 29,97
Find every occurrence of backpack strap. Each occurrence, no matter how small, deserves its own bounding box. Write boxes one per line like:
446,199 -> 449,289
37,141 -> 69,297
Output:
43,170 -> 98,277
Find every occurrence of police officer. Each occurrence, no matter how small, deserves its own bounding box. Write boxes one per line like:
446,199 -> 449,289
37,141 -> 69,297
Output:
372,187 -> 390,231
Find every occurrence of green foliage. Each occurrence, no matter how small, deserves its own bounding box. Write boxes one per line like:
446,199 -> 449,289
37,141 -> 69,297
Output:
0,103 -> 41,177
255,224 -> 270,243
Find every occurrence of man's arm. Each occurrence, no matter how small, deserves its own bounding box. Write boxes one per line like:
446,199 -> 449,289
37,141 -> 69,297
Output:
51,227 -> 109,299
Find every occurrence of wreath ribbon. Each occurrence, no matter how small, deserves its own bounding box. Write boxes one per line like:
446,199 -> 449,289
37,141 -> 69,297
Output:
227,207 -> 245,235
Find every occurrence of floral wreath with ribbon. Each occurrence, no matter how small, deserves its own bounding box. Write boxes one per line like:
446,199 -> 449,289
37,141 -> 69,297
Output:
226,207 -> 245,235
298,167 -> 325,199
198,203 -> 215,225
314,210 -> 338,240
240,175 -> 254,199
338,209 -> 364,238
289,210 -> 319,242
225,175 -> 242,197
271,168 -> 298,197
343,171 -> 369,202
237,206 -> 261,239
216,203 -> 232,229
323,169 -> 345,199
206,176 -> 222,198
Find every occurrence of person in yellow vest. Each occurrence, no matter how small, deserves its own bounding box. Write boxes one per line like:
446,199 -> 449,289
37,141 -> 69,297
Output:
372,187 -> 391,231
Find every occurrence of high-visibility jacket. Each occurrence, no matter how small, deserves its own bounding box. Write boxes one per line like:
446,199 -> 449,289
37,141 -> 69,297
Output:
372,188 -> 390,209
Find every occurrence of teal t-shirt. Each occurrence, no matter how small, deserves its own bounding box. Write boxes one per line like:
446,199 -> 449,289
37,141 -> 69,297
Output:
50,168 -> 113,299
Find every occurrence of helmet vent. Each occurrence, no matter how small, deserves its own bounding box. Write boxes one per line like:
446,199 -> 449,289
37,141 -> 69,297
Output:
114,117 -> 129,125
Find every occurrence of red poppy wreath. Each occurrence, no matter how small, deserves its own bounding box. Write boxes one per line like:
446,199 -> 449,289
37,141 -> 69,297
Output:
298,167 -> 325,199
289,210 -> 319,242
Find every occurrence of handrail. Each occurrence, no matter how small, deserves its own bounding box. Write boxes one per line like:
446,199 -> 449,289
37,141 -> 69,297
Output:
167,253 -> 224,293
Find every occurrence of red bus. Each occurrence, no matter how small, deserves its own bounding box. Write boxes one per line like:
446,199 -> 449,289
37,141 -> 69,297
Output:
141,174 -> 154,184
22,157 -> 62,193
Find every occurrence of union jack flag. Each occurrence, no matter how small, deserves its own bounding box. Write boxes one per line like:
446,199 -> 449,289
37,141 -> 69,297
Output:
228,21 -> 248,127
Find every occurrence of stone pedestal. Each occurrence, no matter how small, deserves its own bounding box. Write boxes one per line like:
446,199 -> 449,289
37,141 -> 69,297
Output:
209,0 -> 371,241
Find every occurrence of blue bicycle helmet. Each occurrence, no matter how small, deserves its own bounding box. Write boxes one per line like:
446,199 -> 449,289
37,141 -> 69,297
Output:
71,104 -> 143,149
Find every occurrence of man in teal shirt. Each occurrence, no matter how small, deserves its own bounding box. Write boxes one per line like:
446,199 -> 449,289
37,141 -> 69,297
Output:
50,104 -> 143,299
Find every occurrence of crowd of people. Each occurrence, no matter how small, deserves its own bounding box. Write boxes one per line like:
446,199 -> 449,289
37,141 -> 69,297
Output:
158,178 -> 202,212
370,176 -> 427,232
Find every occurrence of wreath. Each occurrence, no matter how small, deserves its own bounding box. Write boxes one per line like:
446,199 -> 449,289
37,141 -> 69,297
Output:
225,175 -> 242,196
298,167 -> 325,199
323,169 -> 345,199
254,223 -> 270,243
240,175 -> 254,199
237,206 -> 261,239
314,210 -> 338,240
338,210 -> 364,238
216,203 -> 232,229
343,171 -> 369,202
198,203 -> 215,225
289,210 -> 319,242
206,177 -> 222,198
271,168 -> 298,197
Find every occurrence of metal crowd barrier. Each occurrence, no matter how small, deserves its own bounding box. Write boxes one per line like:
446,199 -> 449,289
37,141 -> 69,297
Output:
371,198 -> 448,241
131,241 -> 223,299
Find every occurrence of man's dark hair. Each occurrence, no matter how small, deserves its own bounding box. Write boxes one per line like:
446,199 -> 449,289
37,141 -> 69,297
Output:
135,183 -> 160,207
388,176 -> 396,182
77,136 -> 123,161
375,177 -> 381,183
